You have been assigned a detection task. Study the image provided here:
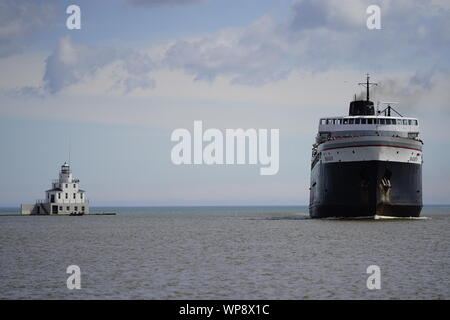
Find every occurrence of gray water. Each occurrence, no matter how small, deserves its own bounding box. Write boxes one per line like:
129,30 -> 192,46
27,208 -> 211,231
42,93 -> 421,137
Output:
0,206 -> 448,300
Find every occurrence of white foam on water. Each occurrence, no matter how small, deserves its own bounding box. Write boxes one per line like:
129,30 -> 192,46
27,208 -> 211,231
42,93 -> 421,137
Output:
321,215 -> 430,220
374,215 -> 430,220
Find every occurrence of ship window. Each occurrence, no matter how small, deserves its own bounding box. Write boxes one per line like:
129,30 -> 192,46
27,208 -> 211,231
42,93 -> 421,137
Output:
59,206 -> 62,211
336,119 -> 342,124
408,120 -> 412,125
355,119 -> 360,124
82,206 -> 85,211
66,206 -> 70,211
320,119 -> 326,125
361,118 -> 367,124
343,119 -> 349,124
349,119 -> 354,124
65,184 -> 68,188
73,184 -> 76,188
379,119 -> 385,125
414,120 -> 418,125
386,119 -> 392,125
81,193 -> 83,199
74,206 -> 78,211
58,193 -> 61,199
65,193 -> 68,199
367,119 -> 373,124
73,193 -> 76,199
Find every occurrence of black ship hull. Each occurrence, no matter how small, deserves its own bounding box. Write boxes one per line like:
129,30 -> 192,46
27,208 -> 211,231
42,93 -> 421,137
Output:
309,160 -> 422,218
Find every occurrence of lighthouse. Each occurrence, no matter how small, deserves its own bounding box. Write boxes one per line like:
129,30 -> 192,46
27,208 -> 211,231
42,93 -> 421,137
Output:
21,162 -> 89,215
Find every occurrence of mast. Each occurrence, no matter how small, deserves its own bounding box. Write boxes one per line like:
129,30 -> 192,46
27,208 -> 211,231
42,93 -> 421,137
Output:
358,73 -> 378,101
349,74 -> 377,116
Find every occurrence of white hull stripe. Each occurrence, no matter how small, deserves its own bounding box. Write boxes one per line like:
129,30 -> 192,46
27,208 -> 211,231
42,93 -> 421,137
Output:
318,145 -> 422,164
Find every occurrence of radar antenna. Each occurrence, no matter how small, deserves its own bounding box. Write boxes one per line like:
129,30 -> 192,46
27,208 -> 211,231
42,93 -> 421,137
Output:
358,73 -> 378,101
378,101 -> 403,117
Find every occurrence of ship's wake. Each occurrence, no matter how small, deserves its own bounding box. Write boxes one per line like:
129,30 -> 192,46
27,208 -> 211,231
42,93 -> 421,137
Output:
321,215 -> 430,221
374,215 -> 430,220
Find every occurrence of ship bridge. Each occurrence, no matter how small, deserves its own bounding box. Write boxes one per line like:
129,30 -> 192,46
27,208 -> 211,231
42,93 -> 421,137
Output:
316,115 -> 420,144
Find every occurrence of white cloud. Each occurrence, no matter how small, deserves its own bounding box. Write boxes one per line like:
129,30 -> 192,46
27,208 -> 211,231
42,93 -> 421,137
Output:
159,0 -> 450,86
291,0 -> 367,30
5,0 -> 450,97
0,0 -> 56,57
42,37 -> 156,94
163,16 -> 294,85
126,0 -> 207,7
0,52 -> 46,89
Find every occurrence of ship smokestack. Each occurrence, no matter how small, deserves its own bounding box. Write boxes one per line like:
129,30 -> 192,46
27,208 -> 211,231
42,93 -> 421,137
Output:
349,74 -> 378,116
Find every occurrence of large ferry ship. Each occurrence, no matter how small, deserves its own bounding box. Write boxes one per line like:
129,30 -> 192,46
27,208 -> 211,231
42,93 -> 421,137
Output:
309,75 -> 423,218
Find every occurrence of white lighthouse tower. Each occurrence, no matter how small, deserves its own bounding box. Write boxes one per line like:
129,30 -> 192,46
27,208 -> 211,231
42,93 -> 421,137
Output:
21,162 -> 89,215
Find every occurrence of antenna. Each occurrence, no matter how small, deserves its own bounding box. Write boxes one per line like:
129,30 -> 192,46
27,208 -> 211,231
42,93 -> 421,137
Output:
378,101 -> 403,117
358,73 -> 378,101
68,138 -> 71,166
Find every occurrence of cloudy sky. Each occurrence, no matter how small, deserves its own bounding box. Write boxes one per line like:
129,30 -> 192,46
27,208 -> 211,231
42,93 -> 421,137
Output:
0,0 -> 449,206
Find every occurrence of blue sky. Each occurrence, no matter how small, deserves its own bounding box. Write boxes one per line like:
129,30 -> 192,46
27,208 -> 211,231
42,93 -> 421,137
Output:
1,0 -> 450,206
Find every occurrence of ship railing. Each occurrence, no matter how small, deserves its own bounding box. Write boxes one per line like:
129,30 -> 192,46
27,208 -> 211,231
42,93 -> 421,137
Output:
321,134 -> 423,145
36,199 -> 47,204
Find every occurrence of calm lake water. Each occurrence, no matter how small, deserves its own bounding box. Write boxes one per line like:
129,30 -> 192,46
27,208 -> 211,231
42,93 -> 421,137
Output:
0,206 -> 448,299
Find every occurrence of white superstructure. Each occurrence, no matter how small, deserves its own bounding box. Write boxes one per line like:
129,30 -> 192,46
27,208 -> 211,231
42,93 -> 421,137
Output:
313,114 -> 423,166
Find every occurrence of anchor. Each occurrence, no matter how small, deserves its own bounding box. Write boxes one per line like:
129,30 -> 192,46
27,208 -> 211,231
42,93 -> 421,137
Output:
381,178 -> 391,190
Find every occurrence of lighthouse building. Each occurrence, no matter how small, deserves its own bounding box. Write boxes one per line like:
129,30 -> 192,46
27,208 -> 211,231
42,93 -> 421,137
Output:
21,163 -> 89,215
